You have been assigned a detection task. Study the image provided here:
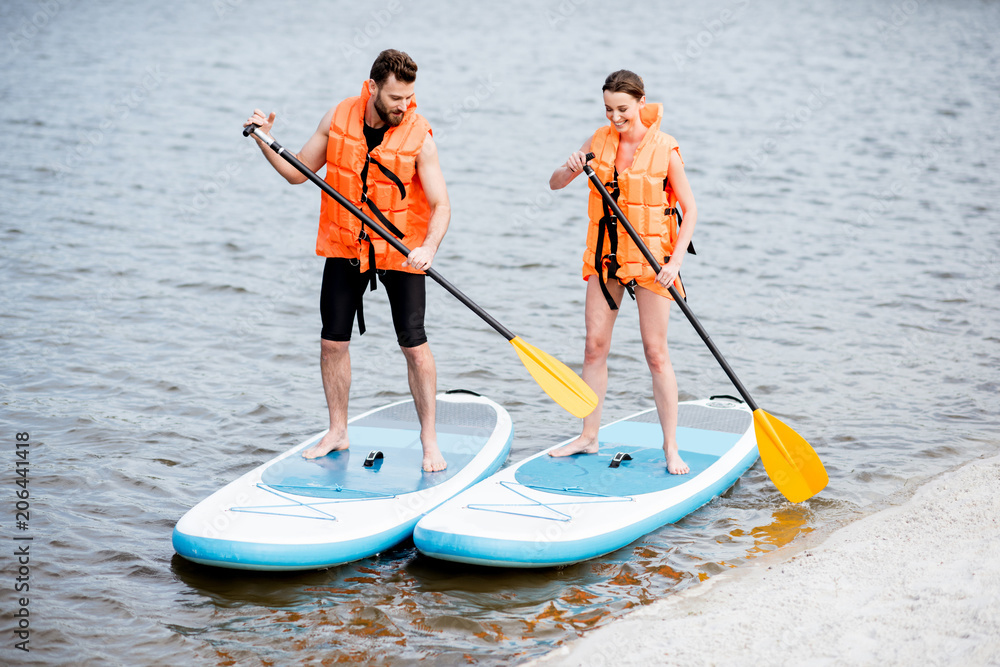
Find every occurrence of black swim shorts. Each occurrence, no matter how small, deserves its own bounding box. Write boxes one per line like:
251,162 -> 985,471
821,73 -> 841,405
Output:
320,257 -> 428,348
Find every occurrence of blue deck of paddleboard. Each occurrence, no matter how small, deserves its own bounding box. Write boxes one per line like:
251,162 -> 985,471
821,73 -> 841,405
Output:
514,422 -> 742,497
261,426 -> 479,499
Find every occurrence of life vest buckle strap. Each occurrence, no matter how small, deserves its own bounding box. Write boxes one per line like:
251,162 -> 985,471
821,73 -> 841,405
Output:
370,156 -> 407,200
595,214 -> 619,312
355,276 -> 368,337
364,199 -> 405,240
367,243 -> 377,291
595,169 -> 624,311
356,229 -> 378,291
665,207 -> 696,255
622,280 -> 636,301
352,247 -> 376,338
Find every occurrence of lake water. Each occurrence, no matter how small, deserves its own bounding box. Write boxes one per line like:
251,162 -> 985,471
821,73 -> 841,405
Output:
2,0 -> 998,664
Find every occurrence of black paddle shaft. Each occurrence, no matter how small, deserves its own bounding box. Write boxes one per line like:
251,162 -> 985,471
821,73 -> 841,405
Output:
243,124 -> 516,341
581,152 -> 759,411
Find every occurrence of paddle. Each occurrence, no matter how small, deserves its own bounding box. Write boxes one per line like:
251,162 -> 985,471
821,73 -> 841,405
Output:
581,152 -> 827,502
240,124 -> 597,418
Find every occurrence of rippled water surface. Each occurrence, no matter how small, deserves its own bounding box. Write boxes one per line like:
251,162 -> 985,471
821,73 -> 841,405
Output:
2,0 -> 999,665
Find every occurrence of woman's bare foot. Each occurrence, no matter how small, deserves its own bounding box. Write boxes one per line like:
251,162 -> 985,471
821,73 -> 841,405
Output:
664,444 -> 689,475
549,435 -> 600,457
421,438 -> 447,472
302,430 -> 349,459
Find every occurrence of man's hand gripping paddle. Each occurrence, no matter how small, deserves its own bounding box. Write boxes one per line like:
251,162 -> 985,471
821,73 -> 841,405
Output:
241,123 -> 598,418
581,152 -> 827,502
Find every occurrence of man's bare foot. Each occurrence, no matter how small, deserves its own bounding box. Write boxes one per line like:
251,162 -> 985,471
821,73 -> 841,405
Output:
302,430 -> 349,459
549,435 -> 600,457
422,439 -> 447,472
664,445 -> 689,475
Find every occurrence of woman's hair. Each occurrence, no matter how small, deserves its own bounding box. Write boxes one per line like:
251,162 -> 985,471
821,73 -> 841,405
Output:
602,70 -> 645,99
370,49 -> 418,87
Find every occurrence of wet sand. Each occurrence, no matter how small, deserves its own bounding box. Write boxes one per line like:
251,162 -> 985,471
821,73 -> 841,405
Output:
532,454 -> 1000,667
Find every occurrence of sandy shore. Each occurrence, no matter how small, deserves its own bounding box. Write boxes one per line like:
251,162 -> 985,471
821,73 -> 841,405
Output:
530,454 -> 1000,667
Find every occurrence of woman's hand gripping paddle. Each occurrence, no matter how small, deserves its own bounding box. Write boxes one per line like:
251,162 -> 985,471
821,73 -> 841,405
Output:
580,152 -> 827,502
241,124 -> 598,418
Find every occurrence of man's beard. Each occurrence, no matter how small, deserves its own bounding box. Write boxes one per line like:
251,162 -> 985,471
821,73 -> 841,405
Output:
374,92 -> 404,127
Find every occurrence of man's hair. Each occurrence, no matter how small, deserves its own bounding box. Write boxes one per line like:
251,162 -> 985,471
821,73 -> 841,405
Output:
602,69 -> 645,100
370,49 -> 418,87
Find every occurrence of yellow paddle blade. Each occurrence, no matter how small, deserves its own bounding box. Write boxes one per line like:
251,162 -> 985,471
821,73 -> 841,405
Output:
510,336 -> 598,418
753,409 -> 828,503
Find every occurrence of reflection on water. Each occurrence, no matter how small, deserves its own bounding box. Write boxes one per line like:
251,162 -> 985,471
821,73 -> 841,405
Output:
3,0 -> 999,664
736,505 -> 816,559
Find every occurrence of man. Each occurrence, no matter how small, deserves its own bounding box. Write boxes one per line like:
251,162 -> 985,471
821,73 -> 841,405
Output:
246,49 -> 450,471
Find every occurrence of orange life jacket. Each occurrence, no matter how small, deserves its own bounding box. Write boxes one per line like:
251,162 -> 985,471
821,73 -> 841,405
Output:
583,102 -> 686,304
317,81 -> 432,274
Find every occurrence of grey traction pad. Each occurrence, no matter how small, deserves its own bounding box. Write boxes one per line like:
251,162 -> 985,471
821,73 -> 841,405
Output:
630,402 -> 753,434
355,398 -> 498,436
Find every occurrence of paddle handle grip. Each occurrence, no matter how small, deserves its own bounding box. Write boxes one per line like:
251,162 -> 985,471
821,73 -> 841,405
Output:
581,153 -> 759,412
243,127 -> 517,342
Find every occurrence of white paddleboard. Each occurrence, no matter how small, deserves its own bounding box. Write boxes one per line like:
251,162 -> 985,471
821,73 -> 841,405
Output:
413,397 -> 756,568
173,390 -> 512,571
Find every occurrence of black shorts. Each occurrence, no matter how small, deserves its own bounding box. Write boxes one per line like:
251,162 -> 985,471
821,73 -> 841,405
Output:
320,257 -> 428,348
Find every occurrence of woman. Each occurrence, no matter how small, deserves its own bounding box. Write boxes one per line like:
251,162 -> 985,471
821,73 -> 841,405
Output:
548,70 -> 697,475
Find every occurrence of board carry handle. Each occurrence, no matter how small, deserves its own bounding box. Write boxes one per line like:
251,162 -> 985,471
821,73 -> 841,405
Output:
609,452 -> 633,469
445,388 -> 482,396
